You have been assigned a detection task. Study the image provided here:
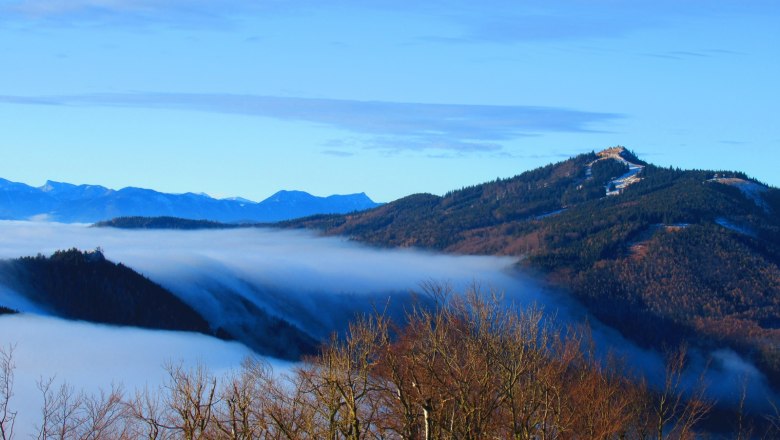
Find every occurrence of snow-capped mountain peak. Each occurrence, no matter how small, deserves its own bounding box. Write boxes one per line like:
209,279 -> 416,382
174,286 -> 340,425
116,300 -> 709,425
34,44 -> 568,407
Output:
222,196 -> 257,204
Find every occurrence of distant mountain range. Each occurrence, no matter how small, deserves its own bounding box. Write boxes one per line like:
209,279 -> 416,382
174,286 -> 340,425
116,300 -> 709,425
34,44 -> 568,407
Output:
0,178 -> 381,223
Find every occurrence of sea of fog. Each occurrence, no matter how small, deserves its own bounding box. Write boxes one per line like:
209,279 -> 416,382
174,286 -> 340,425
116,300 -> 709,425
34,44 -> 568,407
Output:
0,313 -> 267,438
0,220 -> 775,426
0,220 -> 558,341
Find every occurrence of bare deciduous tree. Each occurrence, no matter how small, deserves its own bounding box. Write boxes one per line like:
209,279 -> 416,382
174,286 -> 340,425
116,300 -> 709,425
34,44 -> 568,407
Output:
36,377 -> 85,440
128,386 -> 174,440
3,284 -> 728,439
765,396 -> 780,438
213,358 -> 275,440
296,314 -> 389,440
161,363 -> 217,440
81,385 -> 130,440
0,345 -> 16,440
652,346 -> 714,440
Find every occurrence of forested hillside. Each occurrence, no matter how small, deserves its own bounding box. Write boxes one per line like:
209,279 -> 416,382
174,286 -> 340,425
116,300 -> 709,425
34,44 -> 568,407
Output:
0,248 -> 212,333
0,249 -> 318,359
284,148 -> 780,390
94,216 -> 241,229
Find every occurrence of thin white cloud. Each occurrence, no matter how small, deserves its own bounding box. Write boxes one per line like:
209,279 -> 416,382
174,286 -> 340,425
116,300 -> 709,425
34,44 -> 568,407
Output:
364,136 -> 505,155
321,149 -> 355,157
0,93 -> 621,153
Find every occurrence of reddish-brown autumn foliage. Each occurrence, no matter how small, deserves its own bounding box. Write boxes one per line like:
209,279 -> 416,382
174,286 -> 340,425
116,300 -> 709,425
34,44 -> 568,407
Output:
6,286 -> 773,439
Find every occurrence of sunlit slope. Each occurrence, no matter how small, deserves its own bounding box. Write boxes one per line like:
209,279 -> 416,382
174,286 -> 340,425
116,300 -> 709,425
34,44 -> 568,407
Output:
285,147 -> 780,389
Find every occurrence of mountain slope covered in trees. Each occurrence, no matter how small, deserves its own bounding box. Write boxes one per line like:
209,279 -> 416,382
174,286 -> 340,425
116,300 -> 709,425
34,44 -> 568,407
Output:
93,216 -> 244,229
0,249 -> 317,359
284,147 -> 780,389
0,248 -> 212,333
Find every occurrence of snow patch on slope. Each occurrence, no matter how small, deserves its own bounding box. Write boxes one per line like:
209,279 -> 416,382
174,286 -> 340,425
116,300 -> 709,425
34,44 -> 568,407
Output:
710,177 -> 770,213
586,147 -> 645,196
715,217 -> 757,237
223,196 -> 257,204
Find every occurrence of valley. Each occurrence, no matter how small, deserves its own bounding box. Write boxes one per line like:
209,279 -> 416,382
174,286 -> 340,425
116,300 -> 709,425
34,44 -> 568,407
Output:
2,1 -> 777,436
1,147 -> 779,437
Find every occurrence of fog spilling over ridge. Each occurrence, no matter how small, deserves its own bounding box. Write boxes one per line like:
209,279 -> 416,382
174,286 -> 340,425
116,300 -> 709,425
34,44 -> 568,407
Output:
0,221 -> 533,346
0,220 -> 775,410
0,221 -> 520,293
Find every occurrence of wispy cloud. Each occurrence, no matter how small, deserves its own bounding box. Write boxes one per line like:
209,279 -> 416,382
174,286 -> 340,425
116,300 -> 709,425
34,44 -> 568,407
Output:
639,49 -> 742,60
4,0 -> 244,15
2,1 -> 642,38
416,1 -> 779,45
8,0 -> 152,15
321,150 -> 355,157
0,0 -> 275,27
414,2 -> 671,45
0,92 -> 621,153
364,136 -> 505,155
4,0 -> 777,41
459,15 -> 646,43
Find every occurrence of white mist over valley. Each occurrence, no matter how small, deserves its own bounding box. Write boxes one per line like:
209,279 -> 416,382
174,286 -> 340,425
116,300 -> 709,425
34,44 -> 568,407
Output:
0,220 -> 775,434
0,314 -> 259,438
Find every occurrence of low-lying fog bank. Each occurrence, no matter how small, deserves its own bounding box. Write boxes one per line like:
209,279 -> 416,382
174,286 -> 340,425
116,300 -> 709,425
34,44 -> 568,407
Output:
0,221 -> 536,342
0,220 -> 775,413
0,313 -> 264,438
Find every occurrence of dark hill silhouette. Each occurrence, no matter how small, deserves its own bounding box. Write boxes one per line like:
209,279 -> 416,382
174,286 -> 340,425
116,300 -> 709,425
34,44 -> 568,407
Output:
0,248 -> 212,332
94,216 -> 242,229
0,249 -> 317,360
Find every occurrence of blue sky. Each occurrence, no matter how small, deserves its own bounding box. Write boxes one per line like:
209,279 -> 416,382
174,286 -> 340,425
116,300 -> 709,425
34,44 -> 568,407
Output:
0,1 -> 778,202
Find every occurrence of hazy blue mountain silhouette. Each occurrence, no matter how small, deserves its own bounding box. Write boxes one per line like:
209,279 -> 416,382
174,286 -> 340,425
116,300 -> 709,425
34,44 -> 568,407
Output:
0,178 -> 380,223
